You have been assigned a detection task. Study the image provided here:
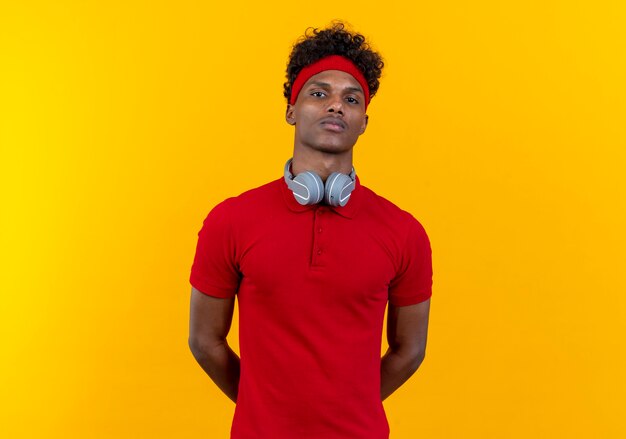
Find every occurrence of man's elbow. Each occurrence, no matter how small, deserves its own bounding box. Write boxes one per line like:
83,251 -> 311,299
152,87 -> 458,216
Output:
407,348 -> 426,374
188,336 -> 204,360
188,335 -> 220,361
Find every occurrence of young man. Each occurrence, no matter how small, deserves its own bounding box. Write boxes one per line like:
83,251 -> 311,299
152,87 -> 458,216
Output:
189,23 -> 432,439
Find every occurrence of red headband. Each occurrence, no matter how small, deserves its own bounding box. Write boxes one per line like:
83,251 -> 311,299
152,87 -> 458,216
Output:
289,55 -> 371,109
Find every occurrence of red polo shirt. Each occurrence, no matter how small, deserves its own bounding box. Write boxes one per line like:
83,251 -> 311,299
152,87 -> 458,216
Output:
190,176 -> 432,439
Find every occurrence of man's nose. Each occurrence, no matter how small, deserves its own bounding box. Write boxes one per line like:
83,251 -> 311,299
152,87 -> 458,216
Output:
327,97 -> 344,115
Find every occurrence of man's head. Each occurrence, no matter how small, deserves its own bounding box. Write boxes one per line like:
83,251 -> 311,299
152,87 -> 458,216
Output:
284,23 -> 384,107
284,23 -> 384,155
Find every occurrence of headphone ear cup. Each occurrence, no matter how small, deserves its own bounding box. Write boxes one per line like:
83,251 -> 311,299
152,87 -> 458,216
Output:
292,171 -> 324,205
325,172 -> 353,207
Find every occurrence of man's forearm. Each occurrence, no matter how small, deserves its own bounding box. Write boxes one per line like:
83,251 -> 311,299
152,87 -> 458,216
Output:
380,347 -> 425,401
190,340 -> 240,403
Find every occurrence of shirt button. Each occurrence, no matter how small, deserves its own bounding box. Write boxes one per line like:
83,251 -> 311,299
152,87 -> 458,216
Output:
317,249 -> 322,255
318,228 -> 323,233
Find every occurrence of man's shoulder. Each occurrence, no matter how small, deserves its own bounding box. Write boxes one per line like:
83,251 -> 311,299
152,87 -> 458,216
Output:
360,184 -> 413,218
234,177 -> 283,202
214,178 -> 282,208
359,183 -> 428,233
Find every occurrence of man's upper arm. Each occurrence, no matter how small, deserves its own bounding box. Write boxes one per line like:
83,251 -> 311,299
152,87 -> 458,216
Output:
386,298 -> 431,357
190,200 -> 241,301
189,287 -> 236,350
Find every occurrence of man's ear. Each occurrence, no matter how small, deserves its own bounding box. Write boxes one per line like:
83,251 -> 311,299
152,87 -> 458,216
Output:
359,114 -> 369,135
285,104 -> 296,125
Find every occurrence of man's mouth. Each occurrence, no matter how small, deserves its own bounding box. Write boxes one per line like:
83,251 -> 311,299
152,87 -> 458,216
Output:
320,117 -> 346,132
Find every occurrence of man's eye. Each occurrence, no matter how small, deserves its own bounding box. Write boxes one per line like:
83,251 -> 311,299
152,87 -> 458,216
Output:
346,96 -> 359,104
311,91 -> 326,97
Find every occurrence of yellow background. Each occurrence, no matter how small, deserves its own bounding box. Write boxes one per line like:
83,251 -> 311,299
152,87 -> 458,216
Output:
1,1 -> 625,437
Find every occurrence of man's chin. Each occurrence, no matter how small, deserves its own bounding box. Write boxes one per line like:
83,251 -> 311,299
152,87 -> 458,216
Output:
317,146 -> 351,155
308,140 -> 357,155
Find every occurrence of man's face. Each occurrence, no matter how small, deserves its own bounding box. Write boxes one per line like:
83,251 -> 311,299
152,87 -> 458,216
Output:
286,70 -> 368,155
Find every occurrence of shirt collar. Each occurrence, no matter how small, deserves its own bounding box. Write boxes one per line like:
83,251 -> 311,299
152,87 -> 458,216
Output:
280,175 -> 362,219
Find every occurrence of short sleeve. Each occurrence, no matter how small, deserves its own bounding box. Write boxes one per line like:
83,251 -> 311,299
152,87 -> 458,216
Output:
388,215 -> 433,306
189,200 -> 241,298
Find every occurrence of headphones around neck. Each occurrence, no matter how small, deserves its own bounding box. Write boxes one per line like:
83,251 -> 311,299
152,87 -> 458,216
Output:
284,158 -> 356,207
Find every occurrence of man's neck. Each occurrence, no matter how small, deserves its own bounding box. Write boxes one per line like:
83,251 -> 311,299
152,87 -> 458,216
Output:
291,149 -> 353,182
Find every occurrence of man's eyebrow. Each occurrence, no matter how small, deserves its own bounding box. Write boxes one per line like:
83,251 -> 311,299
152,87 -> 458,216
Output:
344,86 -> 364,95
308,81 -> 330,87
307,81 -> 364,95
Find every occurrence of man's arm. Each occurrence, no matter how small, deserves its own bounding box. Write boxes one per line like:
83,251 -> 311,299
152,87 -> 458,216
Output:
380,298 -> 431,401
188,286 -> 240,403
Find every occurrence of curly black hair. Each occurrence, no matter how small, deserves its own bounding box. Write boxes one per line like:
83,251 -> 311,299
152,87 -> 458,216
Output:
283,22 -> 384,103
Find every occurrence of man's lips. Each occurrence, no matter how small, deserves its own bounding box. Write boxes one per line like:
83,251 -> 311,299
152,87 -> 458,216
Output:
319,117 -> 346,132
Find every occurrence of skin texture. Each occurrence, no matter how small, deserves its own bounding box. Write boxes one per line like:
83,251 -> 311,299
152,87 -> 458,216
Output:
380,299 -> 431,401
189,69 -> 431,404
188,287 -> 239,403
